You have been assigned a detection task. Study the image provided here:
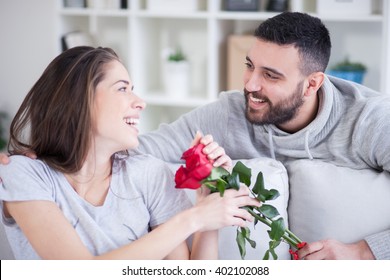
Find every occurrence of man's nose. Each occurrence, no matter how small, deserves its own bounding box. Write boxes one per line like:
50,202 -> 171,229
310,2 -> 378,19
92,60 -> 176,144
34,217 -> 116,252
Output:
245,73 -> 261,92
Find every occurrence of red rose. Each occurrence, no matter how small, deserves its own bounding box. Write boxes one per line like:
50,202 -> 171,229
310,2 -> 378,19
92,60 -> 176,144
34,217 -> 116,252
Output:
175,144 -> 213,189
289,249 -> 299,260
297,242 -> 307,249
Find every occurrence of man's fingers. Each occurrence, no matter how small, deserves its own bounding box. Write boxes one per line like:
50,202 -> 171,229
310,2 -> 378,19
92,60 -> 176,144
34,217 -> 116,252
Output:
190,131 -> 203,147
25,152 -> 37,159
0,153 -> 10,164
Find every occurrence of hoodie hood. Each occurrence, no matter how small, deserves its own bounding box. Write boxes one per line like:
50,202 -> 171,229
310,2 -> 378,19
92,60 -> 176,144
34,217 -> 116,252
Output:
254,75 -> 345,160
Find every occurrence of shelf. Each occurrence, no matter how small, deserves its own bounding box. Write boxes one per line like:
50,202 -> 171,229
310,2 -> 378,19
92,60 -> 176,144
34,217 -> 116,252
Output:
312,13 -> 383,22
59,8 -> 94,15
135,10 -> 209,19
57,0 -> 390,132
215,11 -> 281,20
95,9 -> 130,17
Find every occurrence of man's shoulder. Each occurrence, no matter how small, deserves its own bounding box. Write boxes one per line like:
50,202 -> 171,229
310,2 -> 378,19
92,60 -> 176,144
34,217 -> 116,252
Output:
217,90 -> 246,114
219,90 -> 245,102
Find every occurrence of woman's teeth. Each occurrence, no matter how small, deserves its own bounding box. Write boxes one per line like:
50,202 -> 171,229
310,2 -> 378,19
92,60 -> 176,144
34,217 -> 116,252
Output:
124,118 -> 139,126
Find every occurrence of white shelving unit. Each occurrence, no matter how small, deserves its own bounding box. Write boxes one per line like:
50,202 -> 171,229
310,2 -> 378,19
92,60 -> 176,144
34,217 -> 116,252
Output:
57,0 -> 390,133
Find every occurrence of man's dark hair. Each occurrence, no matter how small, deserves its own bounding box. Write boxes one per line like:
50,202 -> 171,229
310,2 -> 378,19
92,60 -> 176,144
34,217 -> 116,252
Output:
254,12 -> 331,75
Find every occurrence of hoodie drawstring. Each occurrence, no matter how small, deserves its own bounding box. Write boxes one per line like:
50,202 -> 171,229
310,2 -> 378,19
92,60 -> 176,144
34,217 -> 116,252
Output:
304,130 -> 314,160
268,129 -> 276,159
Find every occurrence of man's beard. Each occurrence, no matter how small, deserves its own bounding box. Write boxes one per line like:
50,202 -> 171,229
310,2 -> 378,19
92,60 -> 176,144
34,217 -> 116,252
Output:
244,81 -> 304,126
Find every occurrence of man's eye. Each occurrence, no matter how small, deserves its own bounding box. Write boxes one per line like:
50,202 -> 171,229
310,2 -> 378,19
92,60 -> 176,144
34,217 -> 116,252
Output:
265,72 -> 278,80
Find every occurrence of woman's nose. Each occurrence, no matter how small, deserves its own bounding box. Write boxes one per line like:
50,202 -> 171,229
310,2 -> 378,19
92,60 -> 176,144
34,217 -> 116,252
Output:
133,95 -> 146,110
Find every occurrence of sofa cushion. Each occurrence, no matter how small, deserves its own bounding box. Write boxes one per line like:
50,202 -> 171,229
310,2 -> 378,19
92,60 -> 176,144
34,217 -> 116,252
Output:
171,158 -> 290,259
217,158 -> 290,259
286,159 -> 390,243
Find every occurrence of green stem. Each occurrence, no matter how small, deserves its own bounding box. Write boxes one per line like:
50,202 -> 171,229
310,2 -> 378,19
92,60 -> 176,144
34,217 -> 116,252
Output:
285,228 -> 302,244
246,208 -> 300,248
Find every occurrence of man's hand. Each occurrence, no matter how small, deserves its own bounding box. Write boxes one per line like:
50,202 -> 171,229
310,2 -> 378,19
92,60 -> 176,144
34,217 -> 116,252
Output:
297,239 -> 375,260
0,153 -> 10,165
0,151 -> 37,165
190,131 -> 232,170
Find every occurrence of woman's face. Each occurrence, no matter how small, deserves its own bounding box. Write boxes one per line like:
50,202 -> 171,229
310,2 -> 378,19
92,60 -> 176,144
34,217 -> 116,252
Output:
92,60 -> 146,154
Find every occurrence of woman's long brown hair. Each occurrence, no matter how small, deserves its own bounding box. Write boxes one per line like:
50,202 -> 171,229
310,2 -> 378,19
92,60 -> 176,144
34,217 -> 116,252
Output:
8,46 -> 119,173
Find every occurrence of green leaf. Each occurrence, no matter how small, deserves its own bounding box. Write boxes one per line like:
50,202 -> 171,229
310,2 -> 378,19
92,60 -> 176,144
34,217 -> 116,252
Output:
254,183 -> 280,203
268,217 -> 286,241
268,245 -> 278,260
232,161 -> 251,186
204,167 -> 230,181
263,240 -> 281,260
263,250 -> 270,260
236,228 -> 247,260
242,227 -> 256,249
259,204 -> 280,219
216,180 -> 227,196
269,239 -> 281,249
263,189 -> 280,201
225,172 -> 240,190
252,172 -> 264,197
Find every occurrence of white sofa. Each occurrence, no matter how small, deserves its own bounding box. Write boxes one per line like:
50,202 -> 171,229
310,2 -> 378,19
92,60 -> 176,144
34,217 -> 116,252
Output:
286,159 -> 390,244
180,158 -> 390,259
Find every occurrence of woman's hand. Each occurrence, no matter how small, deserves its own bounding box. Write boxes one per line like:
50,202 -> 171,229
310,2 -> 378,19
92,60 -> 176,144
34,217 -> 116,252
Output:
193,185 -> 260,232
190,131 -> 232,170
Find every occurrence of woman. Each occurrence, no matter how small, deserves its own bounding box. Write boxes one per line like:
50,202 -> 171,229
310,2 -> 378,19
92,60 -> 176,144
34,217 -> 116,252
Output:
0,46 -> 258,259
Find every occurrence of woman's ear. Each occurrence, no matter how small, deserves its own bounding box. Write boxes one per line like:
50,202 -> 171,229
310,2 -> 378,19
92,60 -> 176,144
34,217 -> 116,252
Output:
304,72 -> 325,97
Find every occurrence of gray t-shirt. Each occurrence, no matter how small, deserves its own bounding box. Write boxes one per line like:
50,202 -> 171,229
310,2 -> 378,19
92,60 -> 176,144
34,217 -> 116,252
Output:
0,154 -> 192,259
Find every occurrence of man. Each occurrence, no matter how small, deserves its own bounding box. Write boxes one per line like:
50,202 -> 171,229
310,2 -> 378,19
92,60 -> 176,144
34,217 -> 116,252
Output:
135,12 -> 390,259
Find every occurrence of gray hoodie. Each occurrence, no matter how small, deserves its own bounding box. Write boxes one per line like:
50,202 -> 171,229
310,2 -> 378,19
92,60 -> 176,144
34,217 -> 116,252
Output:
138,75 -> 390,259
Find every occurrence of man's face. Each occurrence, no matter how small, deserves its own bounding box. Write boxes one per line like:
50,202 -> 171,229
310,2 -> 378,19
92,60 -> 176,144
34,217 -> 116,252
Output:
243,39 -> 306,126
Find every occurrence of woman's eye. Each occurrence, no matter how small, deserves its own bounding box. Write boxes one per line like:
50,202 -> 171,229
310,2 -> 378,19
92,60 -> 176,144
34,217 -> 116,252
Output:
119,87 -> 127,92
244,62 -> 253,69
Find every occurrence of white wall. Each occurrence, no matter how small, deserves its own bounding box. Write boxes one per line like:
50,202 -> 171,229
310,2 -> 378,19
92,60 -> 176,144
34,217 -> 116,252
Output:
0,0 -> 57,259
0,0 -> 57,138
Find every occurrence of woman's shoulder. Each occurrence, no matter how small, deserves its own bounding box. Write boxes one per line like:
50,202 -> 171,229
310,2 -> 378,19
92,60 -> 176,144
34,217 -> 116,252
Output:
0,156 -> 58,201
1,155 -> 49,175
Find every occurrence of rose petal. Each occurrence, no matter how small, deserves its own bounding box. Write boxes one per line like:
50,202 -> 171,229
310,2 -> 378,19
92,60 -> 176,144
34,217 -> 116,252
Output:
189,163 -> 213,180
174,166 -> 188,185
175,177 -> 202,190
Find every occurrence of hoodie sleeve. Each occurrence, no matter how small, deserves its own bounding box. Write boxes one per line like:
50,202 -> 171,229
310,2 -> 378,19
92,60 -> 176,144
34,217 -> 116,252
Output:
136,92 -> 232,163
365,230 -> 390,260
354,96 -> 390,172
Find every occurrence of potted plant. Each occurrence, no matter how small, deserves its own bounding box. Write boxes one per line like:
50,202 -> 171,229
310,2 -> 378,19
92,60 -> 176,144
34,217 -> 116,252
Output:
0,111 -> 8,151
163,47 -> 190,97
327,57 -> 367,84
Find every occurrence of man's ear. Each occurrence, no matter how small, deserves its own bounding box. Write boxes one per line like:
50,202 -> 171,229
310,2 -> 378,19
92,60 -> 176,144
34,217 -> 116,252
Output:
304,72 -> 325,97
